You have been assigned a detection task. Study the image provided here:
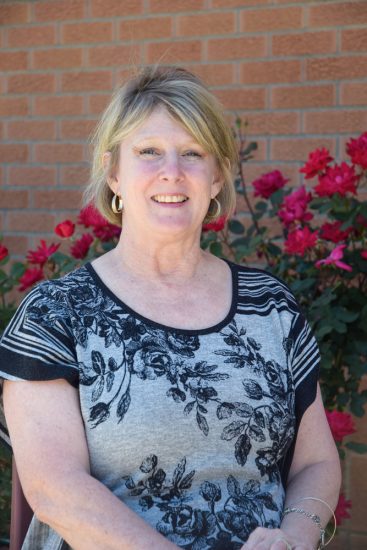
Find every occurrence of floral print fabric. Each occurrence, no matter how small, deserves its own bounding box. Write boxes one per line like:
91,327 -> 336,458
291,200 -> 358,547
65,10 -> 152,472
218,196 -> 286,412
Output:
0,261 -> 319,550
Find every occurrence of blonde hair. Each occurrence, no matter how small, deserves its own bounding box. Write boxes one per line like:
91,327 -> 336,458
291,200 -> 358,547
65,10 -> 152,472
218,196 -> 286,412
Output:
86,66 -> 238,226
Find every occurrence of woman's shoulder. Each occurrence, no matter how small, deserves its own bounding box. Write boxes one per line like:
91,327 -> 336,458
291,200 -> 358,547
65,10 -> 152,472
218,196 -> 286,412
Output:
226,260 -> 299,314
15,264 -> 93,317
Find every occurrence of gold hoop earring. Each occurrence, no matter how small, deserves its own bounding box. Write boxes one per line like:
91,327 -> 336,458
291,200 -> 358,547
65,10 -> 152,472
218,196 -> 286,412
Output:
111,194 -> 123,214
205,197 -> 221,223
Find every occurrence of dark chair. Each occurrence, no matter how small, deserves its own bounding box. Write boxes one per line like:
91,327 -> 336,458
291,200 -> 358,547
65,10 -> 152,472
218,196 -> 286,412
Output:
10,459 -> 33,550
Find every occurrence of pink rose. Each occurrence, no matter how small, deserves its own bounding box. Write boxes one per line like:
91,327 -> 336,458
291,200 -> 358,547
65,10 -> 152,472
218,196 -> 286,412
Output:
278,186 -> 313,227
314,163 -> 358,197
55,220 -> 75,238
346,132 -> 367,169
252,170 -> 288,199
300,148 -> 333,179
325,410 -> 356,442
315,244 -> 352,272
284,227 -> 318,256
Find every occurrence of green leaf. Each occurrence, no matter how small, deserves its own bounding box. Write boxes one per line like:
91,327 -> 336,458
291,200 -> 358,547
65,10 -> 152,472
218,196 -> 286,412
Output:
228,219 -> 245,235
209,241 -> 223,257
255,201 -> 268,212
345,442 -> 367,454
10,262 -> 26,279
290,278 -> 316,294
315,324 -> 333,339
332,306 -> 359,323
350,393 -> 367,417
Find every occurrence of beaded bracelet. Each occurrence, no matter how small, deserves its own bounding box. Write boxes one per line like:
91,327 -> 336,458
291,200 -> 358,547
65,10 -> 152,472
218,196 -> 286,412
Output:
282,496 -> 337,549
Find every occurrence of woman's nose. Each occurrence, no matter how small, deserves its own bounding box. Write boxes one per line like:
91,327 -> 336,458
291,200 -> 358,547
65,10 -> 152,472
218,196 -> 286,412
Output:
158,153 -> 183,182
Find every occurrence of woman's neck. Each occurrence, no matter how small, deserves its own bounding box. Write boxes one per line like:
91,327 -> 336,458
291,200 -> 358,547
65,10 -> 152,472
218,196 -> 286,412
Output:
111,225 -> 207,284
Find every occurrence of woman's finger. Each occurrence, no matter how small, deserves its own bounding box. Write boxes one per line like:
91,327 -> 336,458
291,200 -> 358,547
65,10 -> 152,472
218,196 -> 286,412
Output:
270,538 -> 293,550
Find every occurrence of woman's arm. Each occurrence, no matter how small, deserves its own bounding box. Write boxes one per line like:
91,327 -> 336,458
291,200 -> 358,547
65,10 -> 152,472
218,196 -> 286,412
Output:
3,379 -> 179,550
242,384 -> 341,550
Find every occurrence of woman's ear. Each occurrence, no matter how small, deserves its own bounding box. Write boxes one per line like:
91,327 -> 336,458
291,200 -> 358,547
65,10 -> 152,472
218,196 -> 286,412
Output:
103,152 -> 119,194
211,159 -> 228,199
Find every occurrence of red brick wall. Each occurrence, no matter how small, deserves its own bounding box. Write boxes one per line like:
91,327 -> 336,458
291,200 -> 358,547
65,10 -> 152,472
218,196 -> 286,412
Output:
1,1 -> 367,547
1,0 -> 366,256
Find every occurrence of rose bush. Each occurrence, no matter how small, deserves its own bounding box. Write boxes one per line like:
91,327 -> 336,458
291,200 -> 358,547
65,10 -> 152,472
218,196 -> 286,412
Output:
1,127 -> 366,540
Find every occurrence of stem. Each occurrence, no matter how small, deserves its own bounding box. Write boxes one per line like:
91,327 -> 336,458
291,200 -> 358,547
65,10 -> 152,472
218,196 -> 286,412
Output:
236,129 -> 272,265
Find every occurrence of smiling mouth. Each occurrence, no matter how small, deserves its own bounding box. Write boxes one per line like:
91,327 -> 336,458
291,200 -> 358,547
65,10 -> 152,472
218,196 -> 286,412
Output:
152,194 -> 189,203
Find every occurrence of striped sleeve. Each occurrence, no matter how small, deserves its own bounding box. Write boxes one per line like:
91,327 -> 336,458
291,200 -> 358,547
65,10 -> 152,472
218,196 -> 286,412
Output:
0,285 -> 79,386
289,309 -> 320,422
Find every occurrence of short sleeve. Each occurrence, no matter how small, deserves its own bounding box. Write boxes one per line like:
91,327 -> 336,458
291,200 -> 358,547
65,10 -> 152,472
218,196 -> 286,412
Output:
280,303 -> 320,485
289,309 -> 320,423
0,282 -> 79,448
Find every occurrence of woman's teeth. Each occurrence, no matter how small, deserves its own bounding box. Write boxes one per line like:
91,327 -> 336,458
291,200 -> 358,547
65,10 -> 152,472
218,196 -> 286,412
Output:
152,195 -> 188,203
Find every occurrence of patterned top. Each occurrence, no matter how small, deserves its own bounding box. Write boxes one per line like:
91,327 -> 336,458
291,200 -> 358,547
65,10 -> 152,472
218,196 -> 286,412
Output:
0,260 -> 319,550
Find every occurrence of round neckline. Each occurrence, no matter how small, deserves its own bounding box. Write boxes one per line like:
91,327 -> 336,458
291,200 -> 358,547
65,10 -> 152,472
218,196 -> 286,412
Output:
84,258 -> 238,335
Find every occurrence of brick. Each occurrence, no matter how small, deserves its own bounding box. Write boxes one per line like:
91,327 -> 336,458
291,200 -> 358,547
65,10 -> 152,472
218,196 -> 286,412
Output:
0,190 -> 29,209
8,73 -> 55,94
271,138 -> 336,162
9,166 -> 56,187
34,95 -> 84,116
0,97 -> 29,117
60,119 -> 97,140
88,44 -> 141,67
239,112 -> 299,136
115,68 -> 135,86
8,120 -> 56,141
305,111 -> 367,134
88,94 -> 112,115
350,534 -> 367,549
0,145 -> 28,163
8,25 -> 56,48
149,0 -> 205,12
120,16 -> 172,40
33,48 -> 83,69
213,0 -> 268,6
306,56 -> 367,81
208,36 -> 266,61
35,143 -> 84,163
33,0 -> 85,22
0,3 -> 30,25
241,6 -> 303,32
184,64 -> 234,86
310,1 -> 367,27
341,83 -> 367,107
146,40 -> 202,63
0,51 -> 28,72
349,454 -> 367,531
33,189 -> 83,209
214,88 -> 266,111
91,0 -> 143,17
341,28 -> 367,53
2,235 -> 30,257
271,85 -> 335,109
7,211 -> 56,233
61,71 -> 113,92
241,60 -> 301,85
62,21 -> 113,44
178,12 -> 235,37
272,31 -> 336,57
60,165 -> 90,186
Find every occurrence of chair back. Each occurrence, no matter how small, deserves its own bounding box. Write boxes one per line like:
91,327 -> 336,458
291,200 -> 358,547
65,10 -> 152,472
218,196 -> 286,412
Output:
10,459 -> 33,550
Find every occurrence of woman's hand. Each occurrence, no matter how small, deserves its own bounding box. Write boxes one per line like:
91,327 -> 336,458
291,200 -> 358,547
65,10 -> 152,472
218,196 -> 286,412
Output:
241,527 -> 314,550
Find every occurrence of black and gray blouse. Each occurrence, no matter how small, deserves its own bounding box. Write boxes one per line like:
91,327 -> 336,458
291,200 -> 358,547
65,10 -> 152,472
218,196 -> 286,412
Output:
0,260 -> 319,550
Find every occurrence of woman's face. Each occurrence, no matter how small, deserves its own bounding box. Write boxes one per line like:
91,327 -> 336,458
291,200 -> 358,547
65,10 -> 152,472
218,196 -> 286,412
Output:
109,106 -> 223,239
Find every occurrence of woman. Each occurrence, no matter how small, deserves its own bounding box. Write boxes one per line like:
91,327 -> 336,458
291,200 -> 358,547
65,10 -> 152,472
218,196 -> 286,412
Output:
1,67 -> 340,550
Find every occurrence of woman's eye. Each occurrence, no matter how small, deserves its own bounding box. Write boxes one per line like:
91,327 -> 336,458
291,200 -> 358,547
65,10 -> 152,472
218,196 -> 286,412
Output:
139,148 -> 158,156
184,151 -> 202,158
